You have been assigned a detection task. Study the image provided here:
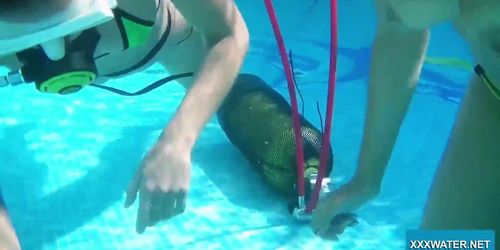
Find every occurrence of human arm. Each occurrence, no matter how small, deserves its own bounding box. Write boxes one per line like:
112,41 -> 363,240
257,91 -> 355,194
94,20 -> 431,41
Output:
164,0 -> 249,147
311,0 -> 429,237
124,0 -> 249,234
350,3 -> 429,198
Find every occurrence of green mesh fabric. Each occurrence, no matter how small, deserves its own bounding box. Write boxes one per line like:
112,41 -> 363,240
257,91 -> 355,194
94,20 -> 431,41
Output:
217,74 -> 333,199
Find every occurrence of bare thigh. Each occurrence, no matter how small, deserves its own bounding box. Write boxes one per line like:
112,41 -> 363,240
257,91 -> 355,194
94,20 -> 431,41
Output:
421,76 -> 500,240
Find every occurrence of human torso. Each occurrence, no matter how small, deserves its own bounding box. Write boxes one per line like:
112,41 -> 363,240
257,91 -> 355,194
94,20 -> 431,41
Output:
387,0 -> 500,88
453,0 -> 500,88
92,0 -> 205,85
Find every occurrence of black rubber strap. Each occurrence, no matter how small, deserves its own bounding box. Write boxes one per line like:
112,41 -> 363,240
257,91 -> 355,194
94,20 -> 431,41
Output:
176,27 -> 194,45
90,72 -> 193,96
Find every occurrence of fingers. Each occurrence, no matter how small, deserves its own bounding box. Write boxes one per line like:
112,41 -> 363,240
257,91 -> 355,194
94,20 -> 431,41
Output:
314,226 -> 339,241
312,213 -> 359,240
173,191 -> 187,215
136,185 -> 153,234
313,225 -> 328,237
311,212 -> 332,238
161,193 -> 176,219
148,193 -> 163,225
136,189 -> 188,233
124,166 -> 144,208
149,191 -> 187,226
149,192 -> 174,225
321,222 -> 342,240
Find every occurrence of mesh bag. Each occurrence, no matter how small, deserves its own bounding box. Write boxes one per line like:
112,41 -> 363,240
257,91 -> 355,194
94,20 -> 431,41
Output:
217,74 -> 333,200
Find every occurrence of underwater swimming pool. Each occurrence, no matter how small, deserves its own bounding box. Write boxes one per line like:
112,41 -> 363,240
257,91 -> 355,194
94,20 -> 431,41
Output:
0,0 -> 474,249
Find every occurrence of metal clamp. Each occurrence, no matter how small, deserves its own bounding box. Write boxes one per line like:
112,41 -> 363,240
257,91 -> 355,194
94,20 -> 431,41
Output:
291,174 -> 332,221
0,70 -> 26,88
0,76 -> 8,87
292,196 -> 311,221
292,206 -> 312,221
309,173 -> 331,198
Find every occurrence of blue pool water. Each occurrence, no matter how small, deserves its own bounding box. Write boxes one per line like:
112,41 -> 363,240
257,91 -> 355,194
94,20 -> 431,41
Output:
0,0 -> 474,249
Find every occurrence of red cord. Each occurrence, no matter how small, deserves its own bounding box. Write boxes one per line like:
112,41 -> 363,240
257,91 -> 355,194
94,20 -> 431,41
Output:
264,0 -> 306,198
306,0 -> 338,213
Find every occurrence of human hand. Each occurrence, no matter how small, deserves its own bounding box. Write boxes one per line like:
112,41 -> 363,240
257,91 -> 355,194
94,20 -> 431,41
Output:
311,179 -> 377,239
124,137 -> 192,234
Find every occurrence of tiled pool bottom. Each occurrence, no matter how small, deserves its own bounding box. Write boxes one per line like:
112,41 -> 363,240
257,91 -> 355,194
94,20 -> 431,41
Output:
0,62 -> 460,249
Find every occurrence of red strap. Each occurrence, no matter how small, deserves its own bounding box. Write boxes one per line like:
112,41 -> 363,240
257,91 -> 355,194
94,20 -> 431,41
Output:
264,0 -> 338,212
264,0 -> 307,198
306,0 -> 338,212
